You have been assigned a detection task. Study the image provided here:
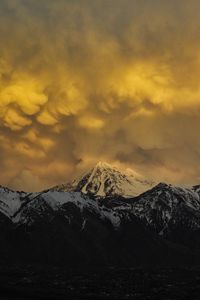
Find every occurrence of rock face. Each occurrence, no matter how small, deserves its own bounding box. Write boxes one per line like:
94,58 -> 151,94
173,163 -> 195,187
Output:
0,163 -> 200,266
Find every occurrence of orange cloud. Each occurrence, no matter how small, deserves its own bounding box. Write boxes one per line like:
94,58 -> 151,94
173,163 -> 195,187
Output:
1,0 -> 200,190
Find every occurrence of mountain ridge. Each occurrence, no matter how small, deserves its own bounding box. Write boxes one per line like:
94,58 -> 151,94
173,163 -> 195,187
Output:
0,162 -> 200,266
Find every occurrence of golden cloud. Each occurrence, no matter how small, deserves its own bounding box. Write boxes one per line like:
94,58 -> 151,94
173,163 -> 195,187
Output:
1,0 -> 200,190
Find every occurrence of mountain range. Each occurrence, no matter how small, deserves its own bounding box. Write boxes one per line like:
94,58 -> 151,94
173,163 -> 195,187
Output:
0,162 -> 200,267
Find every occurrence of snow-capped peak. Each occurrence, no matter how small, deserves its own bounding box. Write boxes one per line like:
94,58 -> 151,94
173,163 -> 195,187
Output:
95,161 -> 112,169
74,161 -> 155,198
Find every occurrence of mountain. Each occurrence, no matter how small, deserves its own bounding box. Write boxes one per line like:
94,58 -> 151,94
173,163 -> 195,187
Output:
0,163 -> 200,266
130,183 -> 200,248
51,162 -> 155,198
0,186 -> 27,218
12,191 -> 123,228
2,190 -> 195,266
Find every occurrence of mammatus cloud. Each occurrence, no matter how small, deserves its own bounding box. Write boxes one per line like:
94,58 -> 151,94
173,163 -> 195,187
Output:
1,0 -> 200,190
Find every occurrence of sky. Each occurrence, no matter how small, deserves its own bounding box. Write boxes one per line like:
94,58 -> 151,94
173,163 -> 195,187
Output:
1,0 -> 200,191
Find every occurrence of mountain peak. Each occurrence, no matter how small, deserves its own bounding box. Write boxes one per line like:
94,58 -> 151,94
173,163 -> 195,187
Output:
75,161 -> 154,198
49,161 -> 155,198
95,161 -> 112,169
93,161 -> 125,174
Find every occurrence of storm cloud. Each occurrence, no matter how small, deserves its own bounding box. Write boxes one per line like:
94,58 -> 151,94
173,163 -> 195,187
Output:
1,0 -> 200,190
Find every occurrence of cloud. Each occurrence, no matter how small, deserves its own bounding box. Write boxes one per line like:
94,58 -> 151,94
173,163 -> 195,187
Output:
11,170 -> 46,192
1,0 -> 200,190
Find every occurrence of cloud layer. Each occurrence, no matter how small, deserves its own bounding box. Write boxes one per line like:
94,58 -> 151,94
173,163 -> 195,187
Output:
1,0 -> 200,191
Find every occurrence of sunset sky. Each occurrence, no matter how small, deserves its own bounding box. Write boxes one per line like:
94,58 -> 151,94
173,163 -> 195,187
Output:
1,0 -> 200,191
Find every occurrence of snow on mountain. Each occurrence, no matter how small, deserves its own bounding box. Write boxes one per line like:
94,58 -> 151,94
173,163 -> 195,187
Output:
0,186 -> 26,218
0,161 -> 154,223
2,162 -> 200,244
13,191 -> 123,229
131,183 -> 200,235
1,168 -> 200,267
7,180 -> 200,238
56,161 -> 155,198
